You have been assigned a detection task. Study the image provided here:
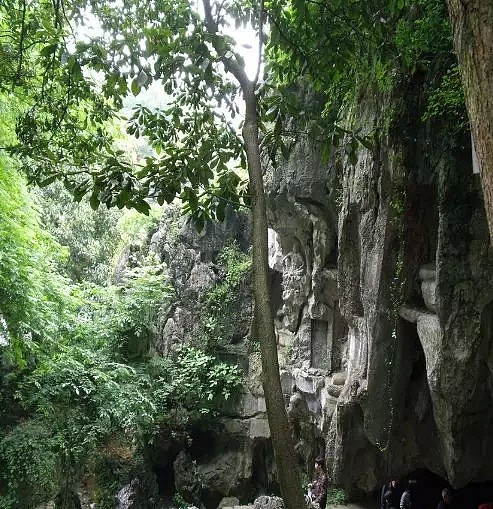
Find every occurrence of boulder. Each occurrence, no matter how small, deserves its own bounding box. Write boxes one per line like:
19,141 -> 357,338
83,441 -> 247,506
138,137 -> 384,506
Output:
218,497 -> 240,508
253,496 -> 284,509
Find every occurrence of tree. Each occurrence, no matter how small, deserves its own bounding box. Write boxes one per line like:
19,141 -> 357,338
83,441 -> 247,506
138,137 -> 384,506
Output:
34,182 -> 122,284
200,3 -> 305,505
11,1 -> 305,507
446,0 -> 493,242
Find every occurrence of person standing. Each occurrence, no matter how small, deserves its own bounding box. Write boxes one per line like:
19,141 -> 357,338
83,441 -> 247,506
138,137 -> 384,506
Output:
400,483 -> 412,509
437,488 -> 455,509
381,480 -> 401,509
307,457 -> 328,509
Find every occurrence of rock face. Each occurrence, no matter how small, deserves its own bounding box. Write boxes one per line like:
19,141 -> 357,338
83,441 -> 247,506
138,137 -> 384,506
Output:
264,78 -> 493,495
150,206 -> 251,354
147,206 -> 277,506
137,79 -> 493,504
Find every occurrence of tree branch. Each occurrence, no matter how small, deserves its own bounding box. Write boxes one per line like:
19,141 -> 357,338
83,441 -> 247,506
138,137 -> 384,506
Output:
60,0 -> 73,32
198,188 -> 251,210
253,0 -> 264,86
15,0 -> 27,85
202,0 -> 252,92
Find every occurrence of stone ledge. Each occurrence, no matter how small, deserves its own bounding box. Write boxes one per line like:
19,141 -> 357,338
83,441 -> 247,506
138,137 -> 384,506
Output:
398,304 -> 435,323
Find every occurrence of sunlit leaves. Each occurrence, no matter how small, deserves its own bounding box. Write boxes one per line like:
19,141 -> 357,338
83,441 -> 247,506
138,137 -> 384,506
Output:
7,0 -> 258,225
0,153 -> 73,349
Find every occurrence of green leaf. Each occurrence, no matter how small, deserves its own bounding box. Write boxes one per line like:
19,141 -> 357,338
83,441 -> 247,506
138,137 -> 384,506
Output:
216,200 -> 226,222
349,149 -> 358,166
89,192 -> 100,210
134,199 -> 151,215
356,135 -> 373,150
280,141 -> 290,160
40,44 -> 57,57
131,79 -> 141,97
39,175 -> 57,187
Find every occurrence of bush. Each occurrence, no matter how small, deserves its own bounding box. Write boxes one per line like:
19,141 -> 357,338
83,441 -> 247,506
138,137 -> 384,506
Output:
0,420 -> 59,509
327,487 -> 348,506
195,242 -> 251,350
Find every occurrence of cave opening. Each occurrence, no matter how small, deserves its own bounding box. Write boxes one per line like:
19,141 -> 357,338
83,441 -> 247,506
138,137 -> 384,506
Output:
396,470 -> 493,509
189,429 -> 218,462
150,439 -> 182,498
153,457 -> 176,497
399,317 -> 431,426
201,489 -> 223,509
457,482 -> 493,509
251,438 -> 279,498
324,244 -> 338,269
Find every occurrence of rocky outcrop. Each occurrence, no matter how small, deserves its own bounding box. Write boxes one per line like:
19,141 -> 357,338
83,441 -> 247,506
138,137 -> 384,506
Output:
150,206 -> 251,354
128,79 -> 493,505
146,206 -> 277,505
264,76 -> 493,495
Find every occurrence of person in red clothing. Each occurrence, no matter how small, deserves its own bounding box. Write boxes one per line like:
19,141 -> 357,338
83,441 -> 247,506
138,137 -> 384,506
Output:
307,457 -> 328,509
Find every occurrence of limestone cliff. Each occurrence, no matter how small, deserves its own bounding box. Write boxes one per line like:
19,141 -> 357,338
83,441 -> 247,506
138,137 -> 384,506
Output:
147,206 -> 278,507
141,75 -> 493,504
265,77 -> 493,495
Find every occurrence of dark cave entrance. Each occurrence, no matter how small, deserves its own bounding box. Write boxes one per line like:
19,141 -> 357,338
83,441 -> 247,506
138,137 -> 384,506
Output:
400,469 -> 449,509
153,457 -> 176,497
398,316 -> 431,425
151,438 -> 182,498
251,438 -> 279,497
457,482 -> 493,509
188,431 -> 224,509
398,470 -> 493,509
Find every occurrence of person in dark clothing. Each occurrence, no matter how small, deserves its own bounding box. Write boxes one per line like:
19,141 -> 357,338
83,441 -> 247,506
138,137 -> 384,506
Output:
437,488 -> 454,509
400,485 -> 412,509
307,457 -> 328,509
381,480 -> 401,509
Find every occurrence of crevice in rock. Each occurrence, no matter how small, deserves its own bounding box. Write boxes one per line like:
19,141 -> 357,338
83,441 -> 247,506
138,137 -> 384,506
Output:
268,268 -> 283,315
251,439 -> 279,497
331,305 -> 349,373
294,305 -> 305,335
151,439 -> 182,498
153,458 -> 176,497
324,245 -> 338,269
338,203 -> 363,317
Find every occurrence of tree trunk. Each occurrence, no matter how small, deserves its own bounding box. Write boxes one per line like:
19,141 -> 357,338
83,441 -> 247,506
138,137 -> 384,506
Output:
200,3 -> 304,505
447,0 -> 493,241
242,83 -> 305,509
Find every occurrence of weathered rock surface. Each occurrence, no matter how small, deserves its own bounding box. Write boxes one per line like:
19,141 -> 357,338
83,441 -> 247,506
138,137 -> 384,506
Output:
144,206 -> 279,506
253,496 -> 284,509
264,78 -> 493,496
218,496 -> 241,508
149,205 -> 251,354
122,75 -> 493,505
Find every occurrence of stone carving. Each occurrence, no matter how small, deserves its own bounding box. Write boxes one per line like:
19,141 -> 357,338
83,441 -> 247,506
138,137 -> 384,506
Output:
118,79 -> 493,503
264,81 -> 493,495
